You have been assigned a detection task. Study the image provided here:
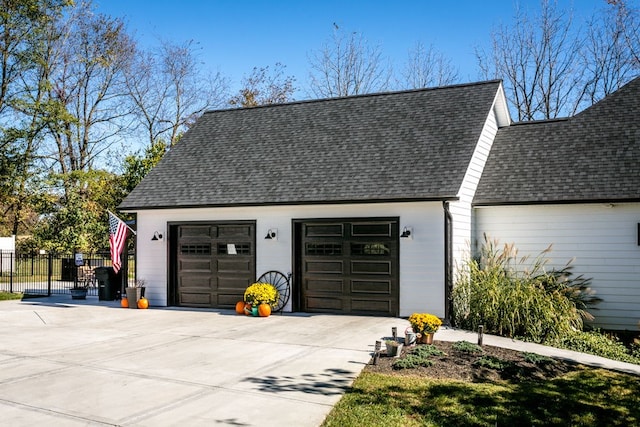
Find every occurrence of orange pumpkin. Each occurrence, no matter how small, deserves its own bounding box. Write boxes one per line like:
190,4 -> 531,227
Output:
235,301 -> 246,314
258,303 -> 271,317
244,302 -> 252,315
137,297 -> 149,309
121,297 -> 129,308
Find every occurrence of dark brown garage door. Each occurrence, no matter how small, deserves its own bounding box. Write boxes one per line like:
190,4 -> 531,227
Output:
298,219 -> 399,316
171,222 -> 255,308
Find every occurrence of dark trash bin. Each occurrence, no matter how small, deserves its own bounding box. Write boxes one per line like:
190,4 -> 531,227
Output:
95,266 -> 121,301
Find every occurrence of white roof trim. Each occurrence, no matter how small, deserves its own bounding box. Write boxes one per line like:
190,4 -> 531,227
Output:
492,82 -> 511,127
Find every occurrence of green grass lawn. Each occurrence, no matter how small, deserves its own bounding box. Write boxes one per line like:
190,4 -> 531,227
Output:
0,291 -> 23,301
322,369 -> 640,427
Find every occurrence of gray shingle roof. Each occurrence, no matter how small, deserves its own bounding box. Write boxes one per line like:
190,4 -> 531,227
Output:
120,81 -> 502,210
475,76 -> 640,205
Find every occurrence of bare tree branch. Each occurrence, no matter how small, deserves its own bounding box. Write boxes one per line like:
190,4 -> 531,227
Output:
401,42 -> 460,88
478,0 -> 639,121
307,27 -> 392,97
126,39 -> 229,147
229,62 -> 295,107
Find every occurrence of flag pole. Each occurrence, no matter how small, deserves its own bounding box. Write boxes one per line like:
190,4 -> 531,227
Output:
107,210 -> 137,236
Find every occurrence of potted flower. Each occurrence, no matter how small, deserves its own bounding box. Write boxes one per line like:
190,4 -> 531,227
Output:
243,282 -> 279,317
408,313 -> 442,344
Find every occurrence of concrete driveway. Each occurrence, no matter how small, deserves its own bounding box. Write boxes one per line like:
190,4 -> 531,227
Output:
0,296 -> 406,426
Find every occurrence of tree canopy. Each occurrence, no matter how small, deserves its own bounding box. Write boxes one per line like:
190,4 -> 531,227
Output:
1,0 -> 638,253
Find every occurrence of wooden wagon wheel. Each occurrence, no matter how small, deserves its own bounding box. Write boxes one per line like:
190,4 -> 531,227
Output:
256,270 -> 291,312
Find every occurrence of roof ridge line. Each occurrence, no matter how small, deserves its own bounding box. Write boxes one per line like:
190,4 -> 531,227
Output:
510,117 -> 569,126
203,79 -> 503,115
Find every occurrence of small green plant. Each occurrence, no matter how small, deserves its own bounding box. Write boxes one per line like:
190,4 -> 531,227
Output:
474,355 -> 509,370
452,340 -> 484,353
392,355 -> 434,369
545,330 -> 640,365
391,344 -> 444,370
631,342 -> 640,360
523,352 -> 554,365
413,345 -> 445,358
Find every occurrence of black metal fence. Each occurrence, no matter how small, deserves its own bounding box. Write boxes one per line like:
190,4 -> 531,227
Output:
0,251 -> 135,297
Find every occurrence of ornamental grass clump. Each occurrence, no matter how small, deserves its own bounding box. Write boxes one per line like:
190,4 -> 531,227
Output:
244,282 -> 279,307
408,313 -> 442,334
452,235 -> 600,343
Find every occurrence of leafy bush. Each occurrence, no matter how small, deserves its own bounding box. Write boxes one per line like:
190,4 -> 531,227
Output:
392,355 -> 434,369
545,330 -> 640,365
452,340 -> 484,354
632,342 -> 640,360
392,344 -> 444,370
413,344 -> 445,358
473,355 -> 509,370
452,235 -> 600,343
523,352 -> 554,365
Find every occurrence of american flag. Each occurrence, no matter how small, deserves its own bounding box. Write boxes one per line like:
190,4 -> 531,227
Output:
109,212 -> 129,273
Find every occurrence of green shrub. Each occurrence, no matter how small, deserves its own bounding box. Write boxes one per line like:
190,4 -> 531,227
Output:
413,344 -> 445,358
473,355 -> 509,370
545,330 -> 640,365
452,340 -> 484,354
392,355 -> 434,369
392,344 -> 444,370
452,235 -> 600,343
523,352 -> 554,365
631,342 -> 640,360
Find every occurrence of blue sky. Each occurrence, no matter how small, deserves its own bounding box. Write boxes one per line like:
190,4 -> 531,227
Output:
95,0 -> 608,97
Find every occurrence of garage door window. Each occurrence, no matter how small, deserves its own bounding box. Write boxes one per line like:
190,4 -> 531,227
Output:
217,243 -> 250,255
352,223 -> 391,236
306,243 -> 342,255
351,243 -> 390,256
180,244 -> 211,255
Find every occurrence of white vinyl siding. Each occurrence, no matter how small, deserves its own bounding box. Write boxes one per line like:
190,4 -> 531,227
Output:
450,107 -> 500,270
133,201 -> 446,317
475,203 -> 640,331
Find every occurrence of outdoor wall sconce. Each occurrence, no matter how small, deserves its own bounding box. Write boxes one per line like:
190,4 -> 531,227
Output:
264,228 -> 277,240
400,226 -> 413,239
151,231 -> 163,241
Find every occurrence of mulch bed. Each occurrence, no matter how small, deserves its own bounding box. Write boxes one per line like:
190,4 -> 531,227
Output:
365,340 -> 581,382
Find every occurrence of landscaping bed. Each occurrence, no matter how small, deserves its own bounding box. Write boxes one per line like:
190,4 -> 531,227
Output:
366,340 -> 578,382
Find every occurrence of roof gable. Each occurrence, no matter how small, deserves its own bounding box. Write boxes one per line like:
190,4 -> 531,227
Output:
121,81 -> 504,210
475,76 -> 640,205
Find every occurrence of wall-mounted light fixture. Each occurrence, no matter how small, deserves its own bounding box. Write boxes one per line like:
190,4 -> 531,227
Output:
264,228 -> 277,240
400,226 -> 413,239
151,231 -> 163,241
